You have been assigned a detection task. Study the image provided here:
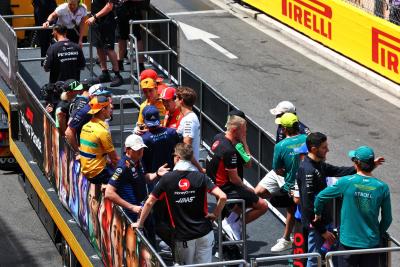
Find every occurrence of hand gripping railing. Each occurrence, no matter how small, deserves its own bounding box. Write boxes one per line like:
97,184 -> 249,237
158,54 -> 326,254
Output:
250,252 -> 322,267
217,198 -> 247,262
179,259 -> 249,267
325,245 -> 400,267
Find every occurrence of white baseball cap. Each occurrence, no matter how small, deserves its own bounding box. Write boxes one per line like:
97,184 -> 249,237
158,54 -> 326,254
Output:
88,84 -> 111,96
125,134 -> 147,151
270,101 -> 296,116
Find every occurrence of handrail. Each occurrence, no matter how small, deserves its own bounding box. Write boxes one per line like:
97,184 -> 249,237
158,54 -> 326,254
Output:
250,252 -> 322,267
217,199 -> 247,261
120,207 -> 168,267
179,259 -> 249,267
2,14 -> 34,19
118,95 -> 140,154
325,246 -> 400,267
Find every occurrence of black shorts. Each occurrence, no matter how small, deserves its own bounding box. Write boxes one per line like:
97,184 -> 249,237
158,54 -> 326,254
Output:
221,184 -> 259,207
90,15 -> 116,50
116,1 -> 149,41
88,166 -> 113,184
270,194 -> 296,208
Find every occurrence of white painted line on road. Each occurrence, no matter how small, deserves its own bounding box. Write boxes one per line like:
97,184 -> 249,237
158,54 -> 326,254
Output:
209,0 -> 400,108
179,22 -> 238,59
202,38 -> 238,59
167,10 -> 227,16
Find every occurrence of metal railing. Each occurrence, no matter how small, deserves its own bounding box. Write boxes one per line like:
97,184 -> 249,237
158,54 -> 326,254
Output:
250,252 -> 322,267
180,259 -> 249,267
128,17 -> 179,97
217,199 -> 247,262
326,246 -> 400,267
118,95 -> 140,154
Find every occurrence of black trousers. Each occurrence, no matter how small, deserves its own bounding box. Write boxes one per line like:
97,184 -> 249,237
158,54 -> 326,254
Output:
338,243 -> 380,267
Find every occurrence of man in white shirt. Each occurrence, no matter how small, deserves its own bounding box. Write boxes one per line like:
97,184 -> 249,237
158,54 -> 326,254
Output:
43,0 -> 87,46
176,87 -> 203,172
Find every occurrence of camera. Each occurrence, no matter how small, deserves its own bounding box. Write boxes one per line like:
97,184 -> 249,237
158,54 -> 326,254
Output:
40,81 -> 65,105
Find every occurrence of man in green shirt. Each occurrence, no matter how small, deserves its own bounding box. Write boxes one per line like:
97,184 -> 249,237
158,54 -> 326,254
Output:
256,112 -> 307,252
314,146 -> 391,267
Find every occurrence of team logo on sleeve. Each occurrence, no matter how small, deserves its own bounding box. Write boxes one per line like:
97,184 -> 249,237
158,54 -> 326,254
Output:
112,167 -> 123,180
178,178 -> 190,191
211,140 -> 220,151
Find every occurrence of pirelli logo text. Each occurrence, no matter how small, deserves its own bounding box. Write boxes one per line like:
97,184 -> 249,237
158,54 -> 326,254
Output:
282,0 -> 332,40
372,28 -> 400,74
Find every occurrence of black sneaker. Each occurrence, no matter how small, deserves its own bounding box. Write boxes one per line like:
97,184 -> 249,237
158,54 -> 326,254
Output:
99,72 -> 111,83
110,74 -> 123,87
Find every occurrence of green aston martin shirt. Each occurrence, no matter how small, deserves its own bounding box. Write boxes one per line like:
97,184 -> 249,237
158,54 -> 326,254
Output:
272,134 -> 307,192
314,174 -> 392,248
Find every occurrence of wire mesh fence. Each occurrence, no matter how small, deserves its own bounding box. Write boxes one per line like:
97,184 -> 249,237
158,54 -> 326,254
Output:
344,0 -> 400,25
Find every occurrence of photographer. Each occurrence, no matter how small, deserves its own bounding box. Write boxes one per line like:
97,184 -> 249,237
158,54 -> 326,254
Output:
55,80 -> 84,135
41,81 -> 65,117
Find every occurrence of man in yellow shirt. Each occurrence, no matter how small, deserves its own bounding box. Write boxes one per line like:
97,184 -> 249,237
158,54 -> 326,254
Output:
80,96 -> 119,184
136,78 -> 166,130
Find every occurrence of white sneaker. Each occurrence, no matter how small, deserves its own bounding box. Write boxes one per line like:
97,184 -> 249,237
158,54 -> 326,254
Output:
222,218 -> 241,240
231,219 -> 242,240
271,238 -> 292,252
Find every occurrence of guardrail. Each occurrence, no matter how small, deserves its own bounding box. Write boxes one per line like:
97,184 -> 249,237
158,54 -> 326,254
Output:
217,199 -> 247,261
180,259 -> 249,267
325,246 -> 400,267
250,252 -> 322,267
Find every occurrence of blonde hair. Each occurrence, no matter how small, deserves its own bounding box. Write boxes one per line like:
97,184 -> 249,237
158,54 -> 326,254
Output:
226,115 -> 246,131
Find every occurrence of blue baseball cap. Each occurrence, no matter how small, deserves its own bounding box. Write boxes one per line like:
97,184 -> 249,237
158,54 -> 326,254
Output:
143,105 -> 160,127
294,143 -> 308,154
348,146 -> 375,162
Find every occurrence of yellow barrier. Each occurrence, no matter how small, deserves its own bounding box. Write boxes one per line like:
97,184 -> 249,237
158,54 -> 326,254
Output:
243,0 -> 400,84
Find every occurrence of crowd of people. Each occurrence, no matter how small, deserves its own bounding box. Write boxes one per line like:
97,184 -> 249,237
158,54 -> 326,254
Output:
33,1 -> 393,266
38,0 -> 151,87
40,67 -> 392,266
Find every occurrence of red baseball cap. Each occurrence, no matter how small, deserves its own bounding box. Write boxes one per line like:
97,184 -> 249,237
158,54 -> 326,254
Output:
160,87 -> 176,100
157,83 -> 168,95
140,69 -> 163,83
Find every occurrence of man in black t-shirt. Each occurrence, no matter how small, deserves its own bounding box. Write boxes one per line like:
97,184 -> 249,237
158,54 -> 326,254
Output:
133,143 -> 227,265
43,24 -> 86,83
206,115 -> 268,240
85,0 -> 123,87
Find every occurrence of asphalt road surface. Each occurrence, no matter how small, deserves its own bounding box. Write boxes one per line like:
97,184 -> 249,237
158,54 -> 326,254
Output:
0,170 -> 62,266
154,0 -> 400,244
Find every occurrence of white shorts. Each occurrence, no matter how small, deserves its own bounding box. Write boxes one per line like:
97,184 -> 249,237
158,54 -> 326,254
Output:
175,230 -> 214,265
258,170 -> 286,196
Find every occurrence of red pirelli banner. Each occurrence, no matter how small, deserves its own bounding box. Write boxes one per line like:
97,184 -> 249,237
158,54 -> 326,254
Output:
243,0 -> 400,84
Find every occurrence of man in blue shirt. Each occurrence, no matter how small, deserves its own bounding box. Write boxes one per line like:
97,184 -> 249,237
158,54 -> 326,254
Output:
270,100 -> 310,143
105,134 -> 169,245
141,105 -> 181,173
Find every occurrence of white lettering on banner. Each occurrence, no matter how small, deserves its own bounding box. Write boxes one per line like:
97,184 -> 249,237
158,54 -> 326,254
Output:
20,111 -> 42,153
0,157 -> 16,164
